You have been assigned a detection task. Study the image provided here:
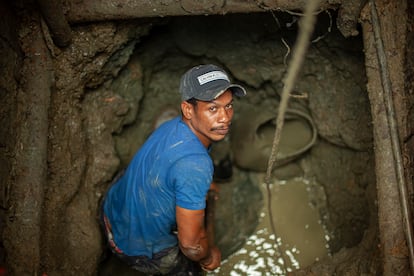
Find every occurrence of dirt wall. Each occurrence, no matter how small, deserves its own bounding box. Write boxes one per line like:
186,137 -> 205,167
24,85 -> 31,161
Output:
0,1 -> 22,270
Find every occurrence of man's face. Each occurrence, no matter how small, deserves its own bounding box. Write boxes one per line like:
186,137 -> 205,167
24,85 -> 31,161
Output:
182,90 -> 234,147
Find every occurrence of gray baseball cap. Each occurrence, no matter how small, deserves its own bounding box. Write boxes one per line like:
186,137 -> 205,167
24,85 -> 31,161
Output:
179,64 -> 247,101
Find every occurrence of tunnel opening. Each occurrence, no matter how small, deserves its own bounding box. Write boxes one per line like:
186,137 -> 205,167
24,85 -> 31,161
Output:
78,11 -> 378,275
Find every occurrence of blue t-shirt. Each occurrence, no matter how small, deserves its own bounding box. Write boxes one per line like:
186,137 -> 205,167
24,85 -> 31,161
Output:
103,117 -> 213,258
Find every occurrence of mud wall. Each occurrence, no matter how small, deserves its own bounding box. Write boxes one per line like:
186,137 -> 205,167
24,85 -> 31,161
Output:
0,1 -> 22,269
361,1 -> 413,274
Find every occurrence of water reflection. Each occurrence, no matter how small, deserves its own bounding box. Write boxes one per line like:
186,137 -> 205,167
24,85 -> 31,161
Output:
211,177 -> 329,275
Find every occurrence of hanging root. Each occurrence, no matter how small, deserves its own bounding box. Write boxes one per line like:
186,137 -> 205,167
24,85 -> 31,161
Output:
264,0 -> 322,272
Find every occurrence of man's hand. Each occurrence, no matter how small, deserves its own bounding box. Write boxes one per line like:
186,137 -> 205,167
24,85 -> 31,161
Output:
199,245 -> 221,271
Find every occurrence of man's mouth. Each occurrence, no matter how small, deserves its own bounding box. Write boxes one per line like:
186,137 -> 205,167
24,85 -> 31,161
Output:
212,127 -> 229,135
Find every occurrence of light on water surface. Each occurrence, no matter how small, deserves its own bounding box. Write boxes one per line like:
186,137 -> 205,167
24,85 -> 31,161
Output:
209,177 -> 330,275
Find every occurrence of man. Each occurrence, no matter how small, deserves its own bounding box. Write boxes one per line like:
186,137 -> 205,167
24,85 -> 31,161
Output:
101,64 -> 246,275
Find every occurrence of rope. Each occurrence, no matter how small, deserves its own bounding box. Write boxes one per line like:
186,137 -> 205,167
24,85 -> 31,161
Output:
263,0 -> 321,273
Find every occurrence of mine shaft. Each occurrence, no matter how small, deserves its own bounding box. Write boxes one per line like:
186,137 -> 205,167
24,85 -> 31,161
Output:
0,0 -> 413,275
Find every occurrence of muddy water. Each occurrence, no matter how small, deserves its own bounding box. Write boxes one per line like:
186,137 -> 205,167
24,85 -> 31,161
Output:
211,177 -> 329,275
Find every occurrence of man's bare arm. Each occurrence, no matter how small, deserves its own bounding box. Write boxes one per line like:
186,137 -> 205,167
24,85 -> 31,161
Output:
176,206 -> 221,270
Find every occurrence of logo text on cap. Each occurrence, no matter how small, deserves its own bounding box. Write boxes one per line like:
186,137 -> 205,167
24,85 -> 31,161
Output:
197,71 -> 229,85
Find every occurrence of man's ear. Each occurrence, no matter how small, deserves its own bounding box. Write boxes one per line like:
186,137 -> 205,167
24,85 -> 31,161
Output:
181,101 -> 193,120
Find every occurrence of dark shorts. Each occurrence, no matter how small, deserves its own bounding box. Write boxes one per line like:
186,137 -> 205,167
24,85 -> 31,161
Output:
101,213 -> 201,275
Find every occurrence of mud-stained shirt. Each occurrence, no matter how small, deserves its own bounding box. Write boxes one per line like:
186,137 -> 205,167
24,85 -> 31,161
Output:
103,117 -> 213,258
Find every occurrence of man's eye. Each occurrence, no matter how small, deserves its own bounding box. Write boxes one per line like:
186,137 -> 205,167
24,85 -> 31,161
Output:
225,103 -> 233,110
209,106 -> 217,112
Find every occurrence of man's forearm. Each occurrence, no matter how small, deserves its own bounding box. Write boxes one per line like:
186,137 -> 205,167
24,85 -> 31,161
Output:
179,231 -> 211,262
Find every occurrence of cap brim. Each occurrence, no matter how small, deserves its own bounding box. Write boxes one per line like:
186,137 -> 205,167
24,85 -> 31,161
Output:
195,84 -> 247,101
227,84 -> 247,98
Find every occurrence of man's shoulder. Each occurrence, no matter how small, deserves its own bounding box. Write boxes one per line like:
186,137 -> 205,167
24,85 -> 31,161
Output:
161,118 -> 205,151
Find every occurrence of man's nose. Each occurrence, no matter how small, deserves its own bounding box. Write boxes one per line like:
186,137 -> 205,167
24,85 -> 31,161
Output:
218,108 -> 231,123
